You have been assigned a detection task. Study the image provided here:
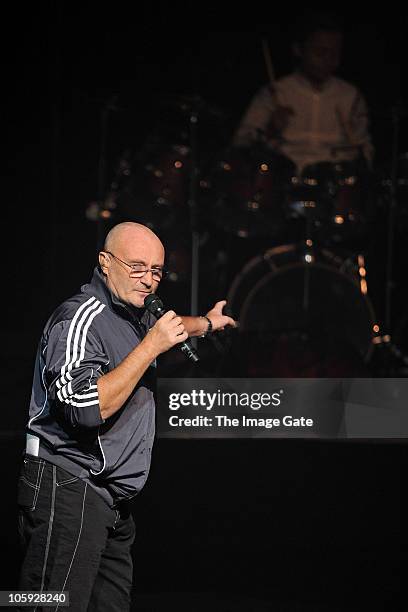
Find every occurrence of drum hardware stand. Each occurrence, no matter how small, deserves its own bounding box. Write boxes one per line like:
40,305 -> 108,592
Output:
187,99 -> 200,349
375,103 -> 408,374
370,332 -> 408,375
384,103 -> 401,334
301,206 -> 317,312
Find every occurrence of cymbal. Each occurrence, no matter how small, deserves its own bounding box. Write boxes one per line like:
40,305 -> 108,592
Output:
159,93 -> 227,119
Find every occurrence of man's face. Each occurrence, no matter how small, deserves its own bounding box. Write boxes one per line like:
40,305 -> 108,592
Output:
100,232 -> 165,308
299,30 -> 342,85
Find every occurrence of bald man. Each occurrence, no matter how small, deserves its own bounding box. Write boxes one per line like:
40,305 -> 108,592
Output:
18,222 -> 236,611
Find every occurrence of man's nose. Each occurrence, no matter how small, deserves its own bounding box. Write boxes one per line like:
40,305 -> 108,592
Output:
141,270 -> 154,286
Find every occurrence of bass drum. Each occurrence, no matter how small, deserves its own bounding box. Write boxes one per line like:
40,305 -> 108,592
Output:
222,244 -> 377,377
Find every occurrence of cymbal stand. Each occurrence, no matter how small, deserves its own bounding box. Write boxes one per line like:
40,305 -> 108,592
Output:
188,101 -> 200,348
368,104 -> 408,374
301,202 -> 316,313
384,104 -> 400,332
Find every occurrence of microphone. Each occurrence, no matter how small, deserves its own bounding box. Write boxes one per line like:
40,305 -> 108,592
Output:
144,294 -> 199,363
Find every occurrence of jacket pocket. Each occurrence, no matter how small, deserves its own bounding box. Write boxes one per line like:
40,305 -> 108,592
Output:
17,457 -> 45,511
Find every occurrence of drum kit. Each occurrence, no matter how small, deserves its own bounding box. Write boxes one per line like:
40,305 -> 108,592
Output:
206,139 -> 380,376
91,94 -> 408,376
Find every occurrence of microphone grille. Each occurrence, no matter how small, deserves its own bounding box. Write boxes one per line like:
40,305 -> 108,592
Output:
144,293 -> 164,315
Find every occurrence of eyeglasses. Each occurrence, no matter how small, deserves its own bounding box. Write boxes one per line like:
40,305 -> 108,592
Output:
104,251 -> 168,281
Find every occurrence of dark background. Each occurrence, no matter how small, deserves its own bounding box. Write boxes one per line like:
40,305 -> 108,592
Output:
2,2 -> 407,610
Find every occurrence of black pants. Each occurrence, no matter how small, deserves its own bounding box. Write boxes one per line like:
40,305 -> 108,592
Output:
17,456 -> 135,612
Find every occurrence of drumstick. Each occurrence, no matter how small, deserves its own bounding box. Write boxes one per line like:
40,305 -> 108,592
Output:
261,37 -> 285,144
261,37 -> 277,98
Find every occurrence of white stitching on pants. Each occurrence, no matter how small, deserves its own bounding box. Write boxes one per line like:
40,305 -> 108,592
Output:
32,462 -> 45,510
55,482 -> 87,611
35,464 -> 56,612
19,477 -> 38,490
56,476 -> 79,487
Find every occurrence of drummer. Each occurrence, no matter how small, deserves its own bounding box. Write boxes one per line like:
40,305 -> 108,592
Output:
232,11 -> 374,175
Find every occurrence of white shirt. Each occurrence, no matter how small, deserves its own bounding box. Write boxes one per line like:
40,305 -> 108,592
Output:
233,72 -> 373,174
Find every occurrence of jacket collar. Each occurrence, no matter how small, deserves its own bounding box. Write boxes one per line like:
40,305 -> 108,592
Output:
83,267 -> 150,327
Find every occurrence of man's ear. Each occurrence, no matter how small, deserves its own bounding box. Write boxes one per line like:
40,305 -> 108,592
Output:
99,251 -> 109,275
